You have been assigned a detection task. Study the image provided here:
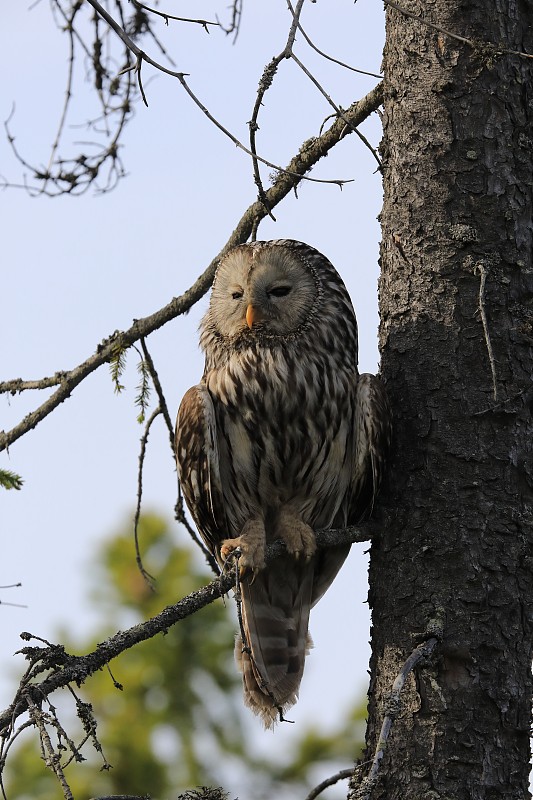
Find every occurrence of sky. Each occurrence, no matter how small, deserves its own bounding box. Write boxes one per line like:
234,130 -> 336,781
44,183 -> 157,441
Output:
1,1 -> 385,795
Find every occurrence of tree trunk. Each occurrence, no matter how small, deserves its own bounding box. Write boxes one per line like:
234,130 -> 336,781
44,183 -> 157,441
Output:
360,1 -> 533,797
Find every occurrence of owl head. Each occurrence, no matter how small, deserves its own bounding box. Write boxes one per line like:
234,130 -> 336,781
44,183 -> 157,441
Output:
203,241 -> 322,344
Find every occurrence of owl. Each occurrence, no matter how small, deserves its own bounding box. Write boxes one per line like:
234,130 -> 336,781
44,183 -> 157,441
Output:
175,239 -> 391,727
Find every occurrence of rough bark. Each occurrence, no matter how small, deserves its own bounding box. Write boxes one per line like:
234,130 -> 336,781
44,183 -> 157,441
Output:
360,1 -> 533,797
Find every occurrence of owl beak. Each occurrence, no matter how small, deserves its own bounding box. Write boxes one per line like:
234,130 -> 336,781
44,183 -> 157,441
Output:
246,305 -> 256,329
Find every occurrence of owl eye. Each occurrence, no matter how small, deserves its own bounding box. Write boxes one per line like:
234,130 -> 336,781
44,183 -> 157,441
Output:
231,290 -> 244,300
269,285 -> 292,298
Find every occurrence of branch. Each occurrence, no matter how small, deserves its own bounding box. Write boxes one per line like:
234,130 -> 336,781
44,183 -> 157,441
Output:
290,52 -> 382,169
304,768 -> 354,800
0,523 -> 371,736
474,262 -> 499,402
287,0 -> 382,79
130,1 -> 219,31
248,0 -> 307,220
0,80 -> 383,453
87,0 -> 354,187
133,405 -> 161,588
3,1 -> 134,196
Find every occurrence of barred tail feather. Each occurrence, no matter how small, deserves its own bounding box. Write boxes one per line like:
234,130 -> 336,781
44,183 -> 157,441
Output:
235,559 -> 314,728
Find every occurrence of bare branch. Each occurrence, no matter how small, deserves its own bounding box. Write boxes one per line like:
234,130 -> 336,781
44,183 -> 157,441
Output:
130,0 -> 219,32
133,406 -> 160,588
3,1 -> 135,196
217,0 -> 243,42
474,262 -> 499,402
0,373 -> 67,395
304,767 -> 355,800
26,694 -> 75,800
0,522 -> 372,737
287,0 -> 382,79
290,52 -> 382,169
283,0 -> 306,57
0,80 -> 383,453
139,339 -> 174,449
85,0 -> 354,187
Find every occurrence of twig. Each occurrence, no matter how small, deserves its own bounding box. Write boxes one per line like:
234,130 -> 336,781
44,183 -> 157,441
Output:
290,52 -> 382,169
0,81 -> 383,452
283,0 -> 306,56
0,373 -> 67,395
217,0 -> 242,42
474,263 -> 499,402
304,768 -> 354,800
249,55 -> 282,220
139,339 -> 174,450
0,522 -> 371,736
174,478 -> 218,575
350,637 -> 439,800
5,0 -> 134,196
86,0 -> 353,187
473,386 -> 529,417
43,2 -> 77,195
133,406 -> 160,588
130,0 -> 219,31
25,694 -> 75,800
89,796 -> 150,799
248,0 -> 381,215
287,0 -> 382,79
133,339 -> 210,572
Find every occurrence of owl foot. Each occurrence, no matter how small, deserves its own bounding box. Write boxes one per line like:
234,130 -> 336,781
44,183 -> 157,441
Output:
278,511 -> 317,561
221,518 -> 266,578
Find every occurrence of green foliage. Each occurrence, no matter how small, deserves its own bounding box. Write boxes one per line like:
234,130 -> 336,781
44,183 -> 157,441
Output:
4,513 -> 366,799
0,468 -> 24,490
135,356 -> 152,424
108,342 -> 128,393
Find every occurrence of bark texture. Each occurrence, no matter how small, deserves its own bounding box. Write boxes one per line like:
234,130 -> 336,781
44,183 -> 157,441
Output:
360,1 -> 533,797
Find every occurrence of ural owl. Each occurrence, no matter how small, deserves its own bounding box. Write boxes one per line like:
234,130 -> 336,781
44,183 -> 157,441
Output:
175,239 -> 391,727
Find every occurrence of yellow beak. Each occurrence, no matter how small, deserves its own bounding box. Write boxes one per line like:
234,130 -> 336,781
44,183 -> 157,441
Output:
246,305 -> 256,329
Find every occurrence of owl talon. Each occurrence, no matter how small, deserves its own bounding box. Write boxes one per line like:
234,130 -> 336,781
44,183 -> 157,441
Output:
278,510 -> 317,562
221,518 -> 266,577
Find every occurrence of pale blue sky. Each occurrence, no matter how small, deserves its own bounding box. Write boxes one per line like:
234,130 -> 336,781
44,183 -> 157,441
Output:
2,1 -> 385,793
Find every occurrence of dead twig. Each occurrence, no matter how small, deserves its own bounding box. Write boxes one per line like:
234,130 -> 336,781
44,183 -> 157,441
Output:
474,262 -> 499,402
85,0 -> 354,189
304,767 -> 355,800
349,637 -> 439,800
133,406 -> 161,589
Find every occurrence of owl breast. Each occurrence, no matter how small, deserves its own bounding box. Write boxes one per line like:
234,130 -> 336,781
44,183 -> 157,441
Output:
205,341 -> 357,541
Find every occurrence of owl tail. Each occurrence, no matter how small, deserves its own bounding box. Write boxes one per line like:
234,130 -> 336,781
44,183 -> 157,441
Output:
234,557 -> 315,728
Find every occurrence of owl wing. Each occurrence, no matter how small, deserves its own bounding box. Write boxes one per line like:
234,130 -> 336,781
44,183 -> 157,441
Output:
175,384 -> 227,563
310,374 -> 391,609
350,372 -> 392,523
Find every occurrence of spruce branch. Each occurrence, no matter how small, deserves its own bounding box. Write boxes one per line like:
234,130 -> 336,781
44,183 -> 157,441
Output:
109,343 -> 128,394
0,469 -> 24,490
133,351 -> 152,424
